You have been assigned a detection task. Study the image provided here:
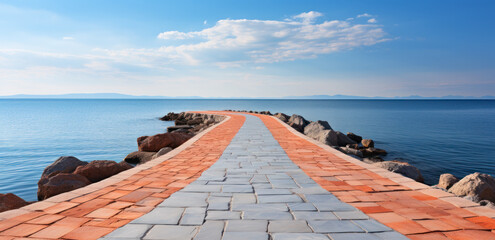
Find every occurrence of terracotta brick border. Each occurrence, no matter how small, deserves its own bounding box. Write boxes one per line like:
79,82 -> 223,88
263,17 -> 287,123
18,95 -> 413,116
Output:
253,113 -> 495,239
0,113 -> 244,240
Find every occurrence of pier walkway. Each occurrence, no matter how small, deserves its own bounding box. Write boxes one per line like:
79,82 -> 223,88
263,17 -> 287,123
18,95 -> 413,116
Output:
0,112 -> 495,239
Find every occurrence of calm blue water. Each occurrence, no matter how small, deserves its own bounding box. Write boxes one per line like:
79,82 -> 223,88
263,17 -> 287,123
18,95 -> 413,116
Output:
1,99 -> 494,201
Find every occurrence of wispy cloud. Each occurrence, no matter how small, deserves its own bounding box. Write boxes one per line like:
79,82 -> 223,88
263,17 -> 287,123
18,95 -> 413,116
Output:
154,12 -> 389,65
357,13 -> 372,18
62,36 -> 74,40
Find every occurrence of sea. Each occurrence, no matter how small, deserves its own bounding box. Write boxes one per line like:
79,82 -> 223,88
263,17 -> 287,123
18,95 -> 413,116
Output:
0,99 -> 494,201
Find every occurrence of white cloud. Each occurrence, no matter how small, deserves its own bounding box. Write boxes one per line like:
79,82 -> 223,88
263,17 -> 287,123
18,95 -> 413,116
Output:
154,11 -> 388,64
293,11 -> 323,23
357,13 -> 372,18
0,11 -> 390,95
62,36 -> 74,40
203,20 -> 207,25
368,18 -> 377,23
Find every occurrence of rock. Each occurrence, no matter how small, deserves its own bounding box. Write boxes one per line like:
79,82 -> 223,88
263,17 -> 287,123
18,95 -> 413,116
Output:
175,119 -> 187,125
73,160 -> 133,183
360,148 -> 387,157
0,193 -> 29,212
361,139 -> 375,148
167,125 -> 193,133
260,111 -> 272,115
137,132 -> 192,152
137,136 -> 148,146
153,147 -> 173,159
438,173 -> 459,190
160,112 -> 179,121
339,147 -> 363,158
347,132 -> 362,143
204,118 -> 215,125
373,161 -> 424,182
288,114 -> 310,132
40,156 -> 87,179
346,143 -> 359,149
187,118 -> 203,125
124,151 -> 156,164
448,173 -> 495,203
38,173 -> 91,200
304,121 -> 332,139
363,157 -> 384,164
480,200 -> 495,208
312,130 -> 356,147
274,113 -> 290,123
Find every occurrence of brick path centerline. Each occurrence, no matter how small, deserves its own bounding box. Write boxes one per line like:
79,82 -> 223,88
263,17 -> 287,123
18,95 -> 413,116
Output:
101,114 -> 405,240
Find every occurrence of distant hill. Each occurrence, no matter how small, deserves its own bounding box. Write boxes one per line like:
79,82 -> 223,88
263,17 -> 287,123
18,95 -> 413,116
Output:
0,93 -> 203,99
283,95 -> 495,100
0,93 -> 493,99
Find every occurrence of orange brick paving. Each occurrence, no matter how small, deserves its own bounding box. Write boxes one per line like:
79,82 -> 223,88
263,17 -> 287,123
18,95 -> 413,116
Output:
0,113 -> 244,240
255,113 -> 495,240
2,111 -> 495,240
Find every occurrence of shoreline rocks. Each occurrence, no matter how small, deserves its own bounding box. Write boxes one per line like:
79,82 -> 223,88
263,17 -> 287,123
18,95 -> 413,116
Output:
0,193 -> 29,213
124,151 -> 156,164
40,156 -> 88,179
37,156 -> 134,200
373,161 -> 424,182
38,173 -> 91,200
437,173 -> 459,190
73,160 -> 132,183
138,132 -> 192,152
448,172 -> 495,203
288,114 -> 310,133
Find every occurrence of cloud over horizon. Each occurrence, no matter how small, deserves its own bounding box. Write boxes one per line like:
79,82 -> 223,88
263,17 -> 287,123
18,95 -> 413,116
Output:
155,11 -> 388,65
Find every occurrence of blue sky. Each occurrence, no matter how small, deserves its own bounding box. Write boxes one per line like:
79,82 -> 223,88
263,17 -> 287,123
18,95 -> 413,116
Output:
0,0 -> 493,97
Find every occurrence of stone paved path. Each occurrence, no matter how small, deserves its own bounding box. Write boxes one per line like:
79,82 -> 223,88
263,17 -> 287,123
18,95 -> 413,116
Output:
102,114 -> 406,240
2,111 -> 495,239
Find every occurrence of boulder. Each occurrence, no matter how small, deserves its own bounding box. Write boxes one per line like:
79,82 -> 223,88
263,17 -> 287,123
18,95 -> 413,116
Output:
438,173 -> 459,190
373,161 -> 424,182
0,193 -> 29,212
339,147 -> 363,158
288,114 -> 310,132
187,118 -> 203,125
214,115 -> 225,122
361,139 -> 375,148
260,111 -> 272,115
448,173 -> 495,202
160,112 -> 179,121
363,157 -> 384,164
167,125 -> 193,133
304,121 -> 332,139
137,132 -> 192,152
360,148 -> 387,157
73,160 -> 133,183
312,130 -> 356,147
204,118 -> 215,125
347,132 -> 363,143
38,173 -> 91,200
274,113 -> 290,123
153,147 -> 173,159
40,156 -> 87,179
124,151 -> 156,164
346,143 -> 359,149
175,119 -> 187,125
